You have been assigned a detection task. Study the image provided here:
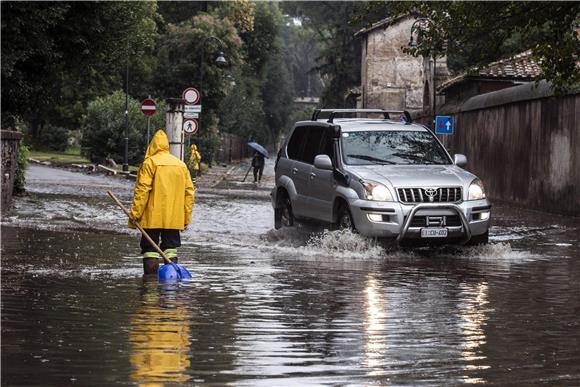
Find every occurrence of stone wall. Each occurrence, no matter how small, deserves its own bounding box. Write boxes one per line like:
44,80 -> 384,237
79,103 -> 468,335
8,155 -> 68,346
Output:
438,82 -> 580,216
1,130 -> 24,212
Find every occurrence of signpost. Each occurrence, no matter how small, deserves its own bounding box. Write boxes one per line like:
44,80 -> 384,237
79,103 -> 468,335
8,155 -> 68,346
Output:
435,115 -> 454,135
183,119 -> 198,136
182,88 -> 202,150
141,97 -> 157,144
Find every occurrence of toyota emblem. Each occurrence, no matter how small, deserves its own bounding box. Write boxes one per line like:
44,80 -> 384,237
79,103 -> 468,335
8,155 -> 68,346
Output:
424,188 -> 438,202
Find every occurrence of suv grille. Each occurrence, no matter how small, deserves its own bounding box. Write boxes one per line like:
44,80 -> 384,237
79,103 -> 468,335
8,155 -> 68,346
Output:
398,187 -> 462,203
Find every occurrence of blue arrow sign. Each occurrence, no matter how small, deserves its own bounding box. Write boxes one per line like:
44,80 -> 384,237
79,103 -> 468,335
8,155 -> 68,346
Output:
435,115 -> 454,135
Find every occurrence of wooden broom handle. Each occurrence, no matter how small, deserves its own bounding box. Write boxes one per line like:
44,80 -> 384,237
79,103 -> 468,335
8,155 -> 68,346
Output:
107,191 -> 171,264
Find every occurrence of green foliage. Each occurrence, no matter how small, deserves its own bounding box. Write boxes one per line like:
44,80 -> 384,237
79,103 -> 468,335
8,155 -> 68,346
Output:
356,2 -> 580,92
81,90 -> 166,165
14,143 -> 29,194
36,125 -> 69,152
153,13 -> 243,105
1,2 -> 158,133
219,71 -> 268,143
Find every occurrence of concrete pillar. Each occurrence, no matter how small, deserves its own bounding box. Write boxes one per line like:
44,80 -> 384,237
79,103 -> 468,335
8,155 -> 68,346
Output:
165,98 -> 185,160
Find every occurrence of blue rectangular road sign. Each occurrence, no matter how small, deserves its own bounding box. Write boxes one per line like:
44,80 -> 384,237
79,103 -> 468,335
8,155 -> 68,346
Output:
435,115 -> 454,135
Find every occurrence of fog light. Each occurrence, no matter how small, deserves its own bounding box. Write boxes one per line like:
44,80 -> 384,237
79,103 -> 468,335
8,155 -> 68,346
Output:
368,214 -> 383,222
480,211 -> 490,220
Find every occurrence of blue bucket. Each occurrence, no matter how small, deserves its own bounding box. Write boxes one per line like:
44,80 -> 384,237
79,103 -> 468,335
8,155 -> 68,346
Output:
158,262 -> 192,282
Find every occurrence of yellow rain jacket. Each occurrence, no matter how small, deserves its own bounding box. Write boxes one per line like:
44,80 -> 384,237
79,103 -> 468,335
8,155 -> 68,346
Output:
129,130 -> 194,230
188,144 -> 201,171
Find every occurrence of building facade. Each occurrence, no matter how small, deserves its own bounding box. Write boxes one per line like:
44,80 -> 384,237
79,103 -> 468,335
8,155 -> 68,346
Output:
356,15 -> 449,115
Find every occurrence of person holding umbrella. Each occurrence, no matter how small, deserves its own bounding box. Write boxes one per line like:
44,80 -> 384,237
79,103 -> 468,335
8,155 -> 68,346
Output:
251,150 -> 265,184
248,142 -> 268,185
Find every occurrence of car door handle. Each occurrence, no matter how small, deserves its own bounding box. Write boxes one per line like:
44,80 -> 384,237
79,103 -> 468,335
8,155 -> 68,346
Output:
292,168 -> 298,174
310,172 -> 316,179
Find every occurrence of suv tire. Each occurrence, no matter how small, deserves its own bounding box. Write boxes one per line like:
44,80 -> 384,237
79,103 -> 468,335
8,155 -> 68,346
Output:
274,193 -> 294,229
334,204 -> 355,231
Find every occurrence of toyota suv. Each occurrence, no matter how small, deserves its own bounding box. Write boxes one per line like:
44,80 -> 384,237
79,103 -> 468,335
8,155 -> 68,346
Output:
271,109 -> 491,245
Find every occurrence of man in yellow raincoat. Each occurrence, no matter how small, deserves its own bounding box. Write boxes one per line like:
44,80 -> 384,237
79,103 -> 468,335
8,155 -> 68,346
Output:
129,129 -> 195,275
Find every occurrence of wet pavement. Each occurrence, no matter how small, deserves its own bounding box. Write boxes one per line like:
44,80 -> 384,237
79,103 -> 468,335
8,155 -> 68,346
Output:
2,164 -> 580,386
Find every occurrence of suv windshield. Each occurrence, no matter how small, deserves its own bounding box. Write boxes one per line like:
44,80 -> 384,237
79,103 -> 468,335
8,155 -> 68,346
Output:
341,130 -> 451,165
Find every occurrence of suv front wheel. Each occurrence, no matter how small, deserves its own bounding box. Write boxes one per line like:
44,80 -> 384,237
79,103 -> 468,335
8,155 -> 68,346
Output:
333,203 -> 355,231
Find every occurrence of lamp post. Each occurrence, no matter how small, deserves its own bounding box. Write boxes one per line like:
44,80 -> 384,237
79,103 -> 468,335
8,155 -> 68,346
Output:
123,42 -> 130,173
409,18 -> 437,129
198,35 -> 228,167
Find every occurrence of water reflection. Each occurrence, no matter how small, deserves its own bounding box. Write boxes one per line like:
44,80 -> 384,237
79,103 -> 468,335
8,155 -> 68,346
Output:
128,279 -> 192,385
363,276 -> 388,373
458,282 -> 490,383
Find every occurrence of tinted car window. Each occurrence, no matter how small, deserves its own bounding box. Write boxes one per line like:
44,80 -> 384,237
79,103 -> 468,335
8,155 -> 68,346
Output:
301,127 -> 324,164
287,126 -> 307,160
341,130 -> 451,165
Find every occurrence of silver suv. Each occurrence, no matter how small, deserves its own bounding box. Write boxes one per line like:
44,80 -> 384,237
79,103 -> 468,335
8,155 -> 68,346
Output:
272,109 -> 491,245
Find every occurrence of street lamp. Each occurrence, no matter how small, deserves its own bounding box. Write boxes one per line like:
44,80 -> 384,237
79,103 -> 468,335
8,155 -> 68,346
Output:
198,35 -> 228,167
198,36 -> 228,101
409,18 -> 437,130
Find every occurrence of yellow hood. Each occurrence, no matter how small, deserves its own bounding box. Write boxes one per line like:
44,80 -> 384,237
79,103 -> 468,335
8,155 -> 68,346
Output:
145,130 -> 170,159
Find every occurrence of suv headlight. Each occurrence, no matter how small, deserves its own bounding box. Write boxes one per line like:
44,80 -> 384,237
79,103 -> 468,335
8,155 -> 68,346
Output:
468,179 -> 486,200
362,181 -> 393,201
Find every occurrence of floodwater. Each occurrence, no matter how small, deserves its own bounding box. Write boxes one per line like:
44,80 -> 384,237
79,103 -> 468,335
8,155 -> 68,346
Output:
2,164 -> 580,386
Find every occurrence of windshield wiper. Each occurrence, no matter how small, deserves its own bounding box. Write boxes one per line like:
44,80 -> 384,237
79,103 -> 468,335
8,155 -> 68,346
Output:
391,152 -> 436,164
347,154 -> 395,164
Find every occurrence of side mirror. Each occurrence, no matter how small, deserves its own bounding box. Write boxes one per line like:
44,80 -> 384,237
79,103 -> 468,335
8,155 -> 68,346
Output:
454,154 -> 467,167
314,154 -> 333,170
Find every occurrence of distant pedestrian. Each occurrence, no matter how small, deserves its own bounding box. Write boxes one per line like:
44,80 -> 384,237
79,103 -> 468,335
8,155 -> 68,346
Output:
251,151 -> 265,184
129,129 -> 194,275
188,143 -> 202,185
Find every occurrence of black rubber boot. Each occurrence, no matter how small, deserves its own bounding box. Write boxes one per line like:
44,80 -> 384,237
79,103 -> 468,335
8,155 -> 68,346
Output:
143,258 -> 159,275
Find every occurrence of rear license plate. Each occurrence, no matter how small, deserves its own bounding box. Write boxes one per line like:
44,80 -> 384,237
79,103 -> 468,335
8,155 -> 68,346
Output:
421,228 -> 448,238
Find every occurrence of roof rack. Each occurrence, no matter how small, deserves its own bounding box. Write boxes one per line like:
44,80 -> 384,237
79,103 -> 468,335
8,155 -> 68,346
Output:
311,108 -> 412,124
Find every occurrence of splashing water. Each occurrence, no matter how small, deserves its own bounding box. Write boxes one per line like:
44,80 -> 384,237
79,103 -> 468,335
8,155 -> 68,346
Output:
306,229 -> 386,258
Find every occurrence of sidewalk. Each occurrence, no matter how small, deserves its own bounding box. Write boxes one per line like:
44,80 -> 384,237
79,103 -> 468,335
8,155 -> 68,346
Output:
195,158 -> 274,192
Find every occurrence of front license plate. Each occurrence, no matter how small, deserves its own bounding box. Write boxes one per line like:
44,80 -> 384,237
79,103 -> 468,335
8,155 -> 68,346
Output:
421,228 -> 448,238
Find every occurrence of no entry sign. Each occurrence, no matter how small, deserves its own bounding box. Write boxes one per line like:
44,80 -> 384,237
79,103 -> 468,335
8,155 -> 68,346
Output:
140,98 -> 157,116
182,87 -> 201,105
183,119 -> 198,135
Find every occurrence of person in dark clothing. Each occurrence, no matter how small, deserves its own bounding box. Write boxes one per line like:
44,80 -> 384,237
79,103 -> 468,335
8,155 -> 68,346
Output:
251,151 -> 265,183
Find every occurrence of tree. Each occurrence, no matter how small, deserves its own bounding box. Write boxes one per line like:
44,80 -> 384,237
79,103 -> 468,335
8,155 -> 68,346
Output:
280,18 -> 324,98
219,70 -> 268,143
1,2 -> 158,142
282,2 -> 366,107
81,91 -> 166,165
355,2 -> 580,92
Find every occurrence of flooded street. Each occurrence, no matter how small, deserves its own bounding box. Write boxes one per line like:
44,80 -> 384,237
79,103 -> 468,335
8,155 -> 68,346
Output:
2,165 -> 580,385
